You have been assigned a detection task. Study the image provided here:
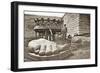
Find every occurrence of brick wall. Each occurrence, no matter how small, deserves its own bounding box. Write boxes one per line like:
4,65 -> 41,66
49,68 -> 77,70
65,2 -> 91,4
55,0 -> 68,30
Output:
63,13 -> 90,36
63,13 -> 80,36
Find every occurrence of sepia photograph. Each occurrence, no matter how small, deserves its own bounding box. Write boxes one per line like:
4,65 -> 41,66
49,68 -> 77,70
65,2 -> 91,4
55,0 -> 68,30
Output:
11,2 -> 97,71
24,11 -> 90,62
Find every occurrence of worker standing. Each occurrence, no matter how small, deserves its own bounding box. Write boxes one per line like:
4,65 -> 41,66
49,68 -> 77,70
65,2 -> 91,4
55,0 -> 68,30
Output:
61,24 -> 67,40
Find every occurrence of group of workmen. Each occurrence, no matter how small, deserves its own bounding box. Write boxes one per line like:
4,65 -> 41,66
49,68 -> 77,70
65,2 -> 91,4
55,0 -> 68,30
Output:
37,24 -> 68,41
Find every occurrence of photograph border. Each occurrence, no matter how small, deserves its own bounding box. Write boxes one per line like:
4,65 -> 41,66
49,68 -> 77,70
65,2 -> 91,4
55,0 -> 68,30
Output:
11,1 -> 98,72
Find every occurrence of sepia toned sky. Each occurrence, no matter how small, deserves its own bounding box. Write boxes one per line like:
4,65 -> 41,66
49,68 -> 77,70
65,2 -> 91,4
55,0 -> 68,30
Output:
24,11 -> 65,17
